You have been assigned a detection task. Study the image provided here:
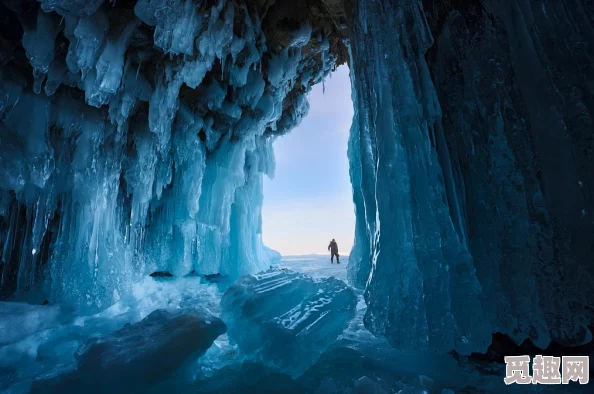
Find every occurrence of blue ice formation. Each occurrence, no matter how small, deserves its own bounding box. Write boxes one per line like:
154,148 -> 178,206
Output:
1,0 -> 594,373
346,0 -> 491,355
0,0 -> 339,311
0,302 -> 63,346
346,0 -> 594,355
30,308 -> 226,393
262,245 -> 282,265
220,269 -> 357,377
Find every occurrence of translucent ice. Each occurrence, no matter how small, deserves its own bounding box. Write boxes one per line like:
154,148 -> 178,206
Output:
346,1 -> 491,355
345,0 -> 594,355
0,0 -> 338,311
262,245 -> 282,265
0,302 -> 62,346
135,0 -> 203,56
0,276 -> 225,392
22,10 -> 60,93
30,308 -> 226,393
220,269 -> 357,377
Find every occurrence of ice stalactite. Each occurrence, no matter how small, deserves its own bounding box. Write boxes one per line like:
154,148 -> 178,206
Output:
0,0 -> 343,311
346,0 -> 594,354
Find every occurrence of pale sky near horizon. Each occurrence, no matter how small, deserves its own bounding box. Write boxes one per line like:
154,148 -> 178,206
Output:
262,66 -> 355,255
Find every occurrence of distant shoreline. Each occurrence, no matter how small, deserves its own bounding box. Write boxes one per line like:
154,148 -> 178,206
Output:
281,254 -> 350,258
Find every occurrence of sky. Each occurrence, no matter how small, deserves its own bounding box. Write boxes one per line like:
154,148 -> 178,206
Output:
262,66 -> 355,256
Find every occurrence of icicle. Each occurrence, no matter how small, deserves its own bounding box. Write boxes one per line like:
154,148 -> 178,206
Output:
1,0 -> 338,313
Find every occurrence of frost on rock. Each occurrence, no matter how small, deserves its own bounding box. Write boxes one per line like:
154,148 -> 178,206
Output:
30,308 -> 226,393
220,269 -> 357,377
0,0 -> 344,311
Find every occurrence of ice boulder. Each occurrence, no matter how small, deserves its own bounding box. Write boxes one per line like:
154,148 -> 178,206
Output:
220,269 -> 357,377
31,308 -> 225,393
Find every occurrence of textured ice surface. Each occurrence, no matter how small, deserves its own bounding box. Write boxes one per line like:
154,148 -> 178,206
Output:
421,0 -> 594,350
220,268 -> 357,377
278,255 -> 349,281
0,0 -> 339,311
0,302 -> 63,346
262,245 -> 282,265
201,257 -> 534,394
0,277 -> 224,393
2,257 -> 587,394
345,0 -> 594,355
346,0 -> 490,355
30,308 -> 225,394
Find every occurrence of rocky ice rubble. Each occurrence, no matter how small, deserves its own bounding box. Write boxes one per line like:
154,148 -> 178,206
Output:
0,265 -> 450,394
30,308 -> 226,394
0,275 -> 224,392
2,259 -> 585,394
0,0 -> 343,311
220,268 -> 358,377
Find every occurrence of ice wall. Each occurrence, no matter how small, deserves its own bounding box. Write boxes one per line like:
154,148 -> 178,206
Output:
423,0 -> 594,348
0,0 -> 342,310
345,0 -> 594,354
346,0 -> 491,355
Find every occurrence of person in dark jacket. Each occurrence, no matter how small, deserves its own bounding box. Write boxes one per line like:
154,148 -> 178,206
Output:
328,239 -> 340,264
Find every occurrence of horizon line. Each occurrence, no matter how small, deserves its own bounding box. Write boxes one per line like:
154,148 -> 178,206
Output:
281,253 -> 350,257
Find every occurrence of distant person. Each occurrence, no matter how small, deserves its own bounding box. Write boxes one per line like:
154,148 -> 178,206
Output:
328,239 -> 340,264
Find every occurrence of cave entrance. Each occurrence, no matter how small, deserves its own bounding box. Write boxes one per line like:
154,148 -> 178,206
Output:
262,65 -> 354,278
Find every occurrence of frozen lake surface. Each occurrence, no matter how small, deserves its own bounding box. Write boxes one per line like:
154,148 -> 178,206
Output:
276,254 -> 349,281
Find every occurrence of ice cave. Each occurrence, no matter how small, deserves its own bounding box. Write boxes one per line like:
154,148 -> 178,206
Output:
0,0 -> 593,393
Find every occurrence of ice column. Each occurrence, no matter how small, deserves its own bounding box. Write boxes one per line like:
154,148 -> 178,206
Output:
346,0 -> 491,354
